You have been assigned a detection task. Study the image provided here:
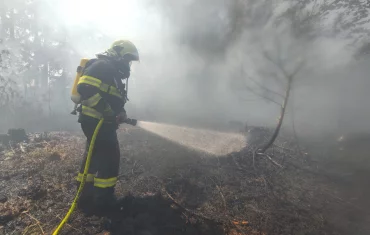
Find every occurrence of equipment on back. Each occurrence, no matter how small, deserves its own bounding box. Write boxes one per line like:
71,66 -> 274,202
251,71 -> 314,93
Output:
70,40 -> 139,116
70,58 -> 90,115
77,75 -> 121,121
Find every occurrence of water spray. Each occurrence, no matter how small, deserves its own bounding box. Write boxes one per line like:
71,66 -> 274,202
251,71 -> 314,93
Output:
135,121 -> 247,156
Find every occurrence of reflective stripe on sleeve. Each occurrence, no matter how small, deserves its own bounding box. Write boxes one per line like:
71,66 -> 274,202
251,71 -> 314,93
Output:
79,75 -> 122,99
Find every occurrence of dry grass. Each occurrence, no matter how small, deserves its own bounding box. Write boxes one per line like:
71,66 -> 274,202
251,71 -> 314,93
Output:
0,128 -> 368,235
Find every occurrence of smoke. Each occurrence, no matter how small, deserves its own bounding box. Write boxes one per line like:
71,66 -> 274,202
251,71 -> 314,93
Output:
1,0 -> 369,136
126,0 -> 367,136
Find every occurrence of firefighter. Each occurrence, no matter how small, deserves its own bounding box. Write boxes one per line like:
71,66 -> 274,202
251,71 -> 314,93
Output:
75,40 -> 139,214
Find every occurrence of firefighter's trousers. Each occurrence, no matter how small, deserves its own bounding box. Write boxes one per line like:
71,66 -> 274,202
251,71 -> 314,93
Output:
76,121 -> 120,206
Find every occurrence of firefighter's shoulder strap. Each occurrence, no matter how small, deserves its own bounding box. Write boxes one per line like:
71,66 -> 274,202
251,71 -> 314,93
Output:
78,58 -> 98,74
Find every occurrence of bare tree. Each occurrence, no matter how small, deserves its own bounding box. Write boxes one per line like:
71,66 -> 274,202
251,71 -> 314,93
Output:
232,2 -> 314,156
256,50 -> 304,154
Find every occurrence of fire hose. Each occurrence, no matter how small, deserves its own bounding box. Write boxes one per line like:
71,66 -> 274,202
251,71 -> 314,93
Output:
52,117 -> 137,235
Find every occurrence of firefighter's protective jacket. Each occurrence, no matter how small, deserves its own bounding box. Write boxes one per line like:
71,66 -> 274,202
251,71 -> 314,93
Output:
77,58 -> 127,124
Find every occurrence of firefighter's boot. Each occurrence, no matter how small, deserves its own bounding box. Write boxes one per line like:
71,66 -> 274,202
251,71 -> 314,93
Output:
93,187 -> 119,216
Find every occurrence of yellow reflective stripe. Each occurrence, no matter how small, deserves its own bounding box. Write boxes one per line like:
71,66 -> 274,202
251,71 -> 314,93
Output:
100,83 -> 109,92
104,107 -> 115,116
81,105 -> 115,119
79,75 -> 102,88
76,173 -> 95,182
81,93 -> 102,107
81,106 -> 103,119
79,75 -> 122,99
94,177 -> 118,188
108,87 -> 122,98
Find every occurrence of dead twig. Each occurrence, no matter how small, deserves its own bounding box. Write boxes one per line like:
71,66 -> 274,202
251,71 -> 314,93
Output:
22,223 -> 38,235
163,188 -> 249,235
8,142 -> 16,154
56,215 -> 83,233
19,144 -> 26,153
209,177 -> 227,211
116,180 -> 125,196
272,143 -> 295,152
231,156 -> 243,171
21,211 -> 45,235
132,160 -> 137,175
0,169 -> 18,172
259,153 -> 283,168
243,83 -> 281,106
246,73 -> 285,98
291,89 -> 306,162
228,220 -> 247,235
162,187 -> 217,222
261,175 -> 268,192
245,204 -> 266,215
239,67 -> 281,106
321,189 -> 366,213
252,150 -> 257,171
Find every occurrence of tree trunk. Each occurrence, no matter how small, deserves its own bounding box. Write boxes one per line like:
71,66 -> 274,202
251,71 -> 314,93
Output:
41,63 -> 48,88
9,9 -> 15,40
0,0 -> 6,39
257,78 -> 292,153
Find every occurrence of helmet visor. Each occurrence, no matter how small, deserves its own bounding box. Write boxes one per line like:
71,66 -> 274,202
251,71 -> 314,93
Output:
122,53 -> 139,62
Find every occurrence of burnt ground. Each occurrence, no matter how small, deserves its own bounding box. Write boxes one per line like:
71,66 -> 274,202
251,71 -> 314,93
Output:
0,126 -> 369,235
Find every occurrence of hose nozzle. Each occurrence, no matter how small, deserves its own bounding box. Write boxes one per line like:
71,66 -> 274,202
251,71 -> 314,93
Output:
124,118 -> 137,126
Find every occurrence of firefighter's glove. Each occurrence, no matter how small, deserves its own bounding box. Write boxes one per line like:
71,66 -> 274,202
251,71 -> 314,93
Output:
116,111 -> 127,124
